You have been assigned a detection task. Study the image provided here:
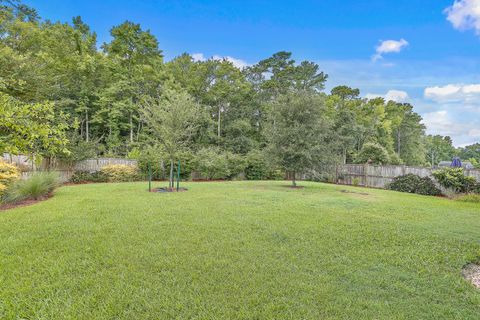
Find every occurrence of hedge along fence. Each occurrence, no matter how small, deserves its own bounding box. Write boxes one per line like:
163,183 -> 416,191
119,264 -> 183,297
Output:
336,164 -> 480,188
73,158 -> 137,172
1,155 -> 138,183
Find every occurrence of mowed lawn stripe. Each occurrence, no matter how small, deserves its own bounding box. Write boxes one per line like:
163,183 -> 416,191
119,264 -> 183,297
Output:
0,181 -> 479,319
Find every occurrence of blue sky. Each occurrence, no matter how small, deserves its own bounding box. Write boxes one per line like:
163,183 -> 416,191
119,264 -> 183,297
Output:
26,0 -> 480,146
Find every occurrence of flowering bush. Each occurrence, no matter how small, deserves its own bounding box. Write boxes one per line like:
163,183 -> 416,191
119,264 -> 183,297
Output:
100,164 -> 140,182
0,160 -> 20,196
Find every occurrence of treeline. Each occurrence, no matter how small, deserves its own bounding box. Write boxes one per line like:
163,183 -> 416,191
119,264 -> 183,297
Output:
1,1 -> 479,174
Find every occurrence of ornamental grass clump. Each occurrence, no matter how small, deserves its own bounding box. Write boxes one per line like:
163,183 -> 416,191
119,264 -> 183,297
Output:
4,172 -> 60,203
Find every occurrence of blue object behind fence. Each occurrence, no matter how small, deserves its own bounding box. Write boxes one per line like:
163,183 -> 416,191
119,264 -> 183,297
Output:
451,157 -> 462,168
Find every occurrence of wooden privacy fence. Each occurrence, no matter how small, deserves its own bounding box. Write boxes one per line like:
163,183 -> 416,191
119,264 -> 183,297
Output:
336,164 -> 480,188
2,155 -> 138,182
73,158 -> 137,172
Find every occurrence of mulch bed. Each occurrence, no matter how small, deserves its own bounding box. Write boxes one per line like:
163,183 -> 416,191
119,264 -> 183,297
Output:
463,263 -> 480,289
0,194 -> 53,211
151,187 -> 188,193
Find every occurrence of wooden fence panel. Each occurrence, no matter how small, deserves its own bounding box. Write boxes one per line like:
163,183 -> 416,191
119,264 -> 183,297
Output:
2,156 -> 138,183
73,158 -> 137,172
466,170 -> 480,181
336,164 -> 480,189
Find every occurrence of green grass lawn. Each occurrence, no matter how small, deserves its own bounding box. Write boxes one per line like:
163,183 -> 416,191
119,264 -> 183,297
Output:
0,181 -> 479,319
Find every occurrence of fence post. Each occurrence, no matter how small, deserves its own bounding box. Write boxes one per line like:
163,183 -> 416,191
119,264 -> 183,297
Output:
335,165 -> 338,184
364,164 -> 368,187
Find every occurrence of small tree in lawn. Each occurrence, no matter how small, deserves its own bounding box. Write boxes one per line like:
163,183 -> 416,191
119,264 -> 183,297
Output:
268,91 -> 329,187
141,88 -> 200,189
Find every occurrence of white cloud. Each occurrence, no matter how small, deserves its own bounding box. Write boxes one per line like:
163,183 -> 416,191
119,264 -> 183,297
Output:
469,128 -> 480,137
445,0 -> 480,35
365,90 -> 409,102
191,53 -> 206,62
421,110 -> 480,146
191,53 -> 248,69
385,90 -> 409,102
212,55 -> 249,69
372,39 -> 409,62
424,83 -> 480,102
422,110 -> 461,136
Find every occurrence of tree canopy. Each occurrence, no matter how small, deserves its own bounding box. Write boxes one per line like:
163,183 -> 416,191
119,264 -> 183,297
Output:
0,0 -> 477,177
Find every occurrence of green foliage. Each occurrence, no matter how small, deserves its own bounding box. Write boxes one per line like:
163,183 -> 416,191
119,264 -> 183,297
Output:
141,87 -> 202,186
126,148 -> 141,160
3,172 -> 60,202
192,147 -> 246,180
467,158 -> 480,169
137,147 -> 165,180
100,164 -> 140,182
244,150 -> 285,180
59,133 -> 99,166
425,135 -> 456,166
225,152 -> 247,179
352,177 -> 361,186
0,93 -> 69,156
69,171 -> 108,184
192,147 -> 230,180
458,143 -> 480,166
0,0 -> 478,178
387,174 -> 442,196
355,142 -> 390,165
268,91 -> 330,186
432,168 -> 477,194
245,150 -> 270,180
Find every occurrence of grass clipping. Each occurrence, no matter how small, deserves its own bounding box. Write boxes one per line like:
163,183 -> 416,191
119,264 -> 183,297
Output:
462,264 -> 480,289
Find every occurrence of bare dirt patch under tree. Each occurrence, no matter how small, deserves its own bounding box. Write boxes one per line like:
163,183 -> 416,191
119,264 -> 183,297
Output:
462,263 -> 480,289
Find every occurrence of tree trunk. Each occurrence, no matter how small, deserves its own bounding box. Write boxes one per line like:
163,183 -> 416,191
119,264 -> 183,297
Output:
343,147 -> 347,165
397,130 -> 401,156
292,171 -> 296,187
136,120 -> 142,141
85,109 -> 89,142
129,113 -> 134,143
217,105 -> 221,138
169,159 -> 174,190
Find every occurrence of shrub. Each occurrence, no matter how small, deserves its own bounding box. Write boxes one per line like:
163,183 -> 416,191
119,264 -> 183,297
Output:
245,150 -> 269,180
226,152 -> 247,179
100,164 -> 140,182
0,160 -> 20,196
355,142 -> 390,165
432,167 -> 477,194
474,183 -> 480,194
70,171 -> 108,184
352,177 -> 361,186
4,172 -> 60,202
387,174 -> 442,196
268,169 -> 285,180
244,150 -> 285,181
192,147 -> 231,180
